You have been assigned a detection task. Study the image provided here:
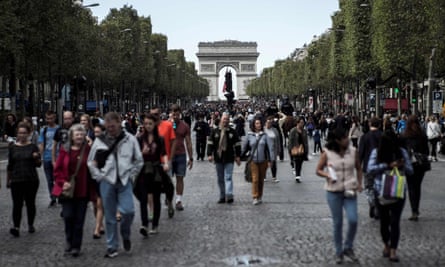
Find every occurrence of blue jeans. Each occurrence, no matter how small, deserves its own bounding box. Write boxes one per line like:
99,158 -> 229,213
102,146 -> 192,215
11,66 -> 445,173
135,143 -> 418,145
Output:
326,191 -> 358,256
100,180 -> 135,251
43,160 -> 56,201
215,162 -> 234,199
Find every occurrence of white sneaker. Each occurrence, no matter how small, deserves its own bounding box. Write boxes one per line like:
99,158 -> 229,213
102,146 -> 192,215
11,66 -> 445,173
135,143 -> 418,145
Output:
264,177 -> 269,182
253,198 -> 260,205
272,177 -> 280,183
292,169 -> 296,175
295,176 -> 301,183
312,152 -> 317,156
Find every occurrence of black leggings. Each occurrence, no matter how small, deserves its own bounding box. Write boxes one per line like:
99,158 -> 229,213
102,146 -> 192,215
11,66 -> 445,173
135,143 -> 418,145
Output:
10,180 -> 39,228
377,199 -> 405,249
270,160 -> 277,177
291,156 -> 304,176
406,166 -> 426,214
136,175 -> 174,229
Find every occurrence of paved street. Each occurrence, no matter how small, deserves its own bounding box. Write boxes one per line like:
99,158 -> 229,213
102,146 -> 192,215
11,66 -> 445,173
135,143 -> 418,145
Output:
0,140 -> 444,267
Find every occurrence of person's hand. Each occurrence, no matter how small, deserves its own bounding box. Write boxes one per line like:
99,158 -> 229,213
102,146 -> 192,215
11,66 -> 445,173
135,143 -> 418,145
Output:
32,152 -> 40,159
235,157 -> 241,166
208,155 -> 213,163
163,162 -> 170,172
356,183 -> 363,193
188,159 -> 193,170
62,181 -> 72,191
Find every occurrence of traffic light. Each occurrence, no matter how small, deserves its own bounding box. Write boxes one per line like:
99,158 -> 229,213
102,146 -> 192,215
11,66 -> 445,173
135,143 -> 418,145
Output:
394,87 -> 399,94
411,89 -> 417,103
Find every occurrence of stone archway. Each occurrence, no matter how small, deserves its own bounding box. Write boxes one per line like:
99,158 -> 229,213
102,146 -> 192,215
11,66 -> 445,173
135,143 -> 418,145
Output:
196,40 -> 259,101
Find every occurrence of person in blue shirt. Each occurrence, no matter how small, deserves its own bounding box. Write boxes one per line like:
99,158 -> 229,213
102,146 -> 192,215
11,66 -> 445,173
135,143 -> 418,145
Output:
38,110 -> 60,207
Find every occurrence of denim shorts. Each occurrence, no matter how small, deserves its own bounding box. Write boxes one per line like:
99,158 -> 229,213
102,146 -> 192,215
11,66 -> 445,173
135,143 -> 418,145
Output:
171,154 -> 187,177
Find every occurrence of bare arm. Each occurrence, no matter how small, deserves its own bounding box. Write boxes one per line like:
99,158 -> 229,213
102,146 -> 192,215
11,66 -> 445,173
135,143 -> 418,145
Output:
51,141 -> 58,166
185,133 -> 193,169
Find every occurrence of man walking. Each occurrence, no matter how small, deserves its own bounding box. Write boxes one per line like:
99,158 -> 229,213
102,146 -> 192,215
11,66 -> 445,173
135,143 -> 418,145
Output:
170,104 -> 193,211
51,111 -> 74,166
207,112 -> 241,203
38,110 -> 60,207
88,112 -> 143,258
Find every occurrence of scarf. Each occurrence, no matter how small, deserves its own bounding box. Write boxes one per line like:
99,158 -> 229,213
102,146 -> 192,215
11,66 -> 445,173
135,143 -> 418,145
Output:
217,127 -> 227,157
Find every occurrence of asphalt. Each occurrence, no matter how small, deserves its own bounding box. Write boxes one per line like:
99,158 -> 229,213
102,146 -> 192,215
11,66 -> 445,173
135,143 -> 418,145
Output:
0,137 -> 444,267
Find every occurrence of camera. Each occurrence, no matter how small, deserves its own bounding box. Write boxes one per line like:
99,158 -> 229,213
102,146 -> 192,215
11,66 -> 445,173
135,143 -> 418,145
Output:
344,190 -> 356,198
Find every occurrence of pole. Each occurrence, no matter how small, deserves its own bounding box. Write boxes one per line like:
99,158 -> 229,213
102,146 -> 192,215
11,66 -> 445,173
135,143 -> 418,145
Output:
427,48 -> 436,118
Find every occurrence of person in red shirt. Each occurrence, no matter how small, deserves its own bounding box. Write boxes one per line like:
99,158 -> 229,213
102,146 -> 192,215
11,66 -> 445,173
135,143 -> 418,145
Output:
53,124 -> 96,257
170,104 -> 194,210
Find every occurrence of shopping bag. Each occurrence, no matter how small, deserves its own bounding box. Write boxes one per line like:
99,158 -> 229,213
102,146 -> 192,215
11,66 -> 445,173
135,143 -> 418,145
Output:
379,167 -> 406,204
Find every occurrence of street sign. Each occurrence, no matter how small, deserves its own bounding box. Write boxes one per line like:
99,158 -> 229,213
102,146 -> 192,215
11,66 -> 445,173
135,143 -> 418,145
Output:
432,91 -> 443,114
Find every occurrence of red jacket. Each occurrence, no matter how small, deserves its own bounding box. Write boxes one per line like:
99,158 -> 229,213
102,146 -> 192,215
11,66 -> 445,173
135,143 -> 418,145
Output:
52,145 -> 96,200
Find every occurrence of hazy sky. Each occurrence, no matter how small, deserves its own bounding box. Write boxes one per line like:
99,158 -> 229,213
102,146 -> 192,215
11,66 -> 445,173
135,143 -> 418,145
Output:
87,0 -> 339,74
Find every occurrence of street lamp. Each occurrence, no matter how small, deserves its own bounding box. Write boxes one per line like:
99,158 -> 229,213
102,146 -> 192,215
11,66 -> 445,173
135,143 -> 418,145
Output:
72,0 -> 99,8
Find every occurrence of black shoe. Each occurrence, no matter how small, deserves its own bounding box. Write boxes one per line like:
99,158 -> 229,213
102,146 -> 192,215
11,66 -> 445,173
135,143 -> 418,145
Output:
48,200 -> 56,208
343,248 -> 359,262
28,226 -> 35,233
9,228 -> 19,237
139,226 -> 148,237
93,233 -> 101,239
168,206 -> 175,218
64,242 -> 72,254
104,249 -> 118,258
335,254 -> 343,264
217,198 -> 226,204
123,239 -> 131,252
227,198 -> 234,204
71,248 -> 80,257
369,206 -> 375,218
176,202 -> 184,211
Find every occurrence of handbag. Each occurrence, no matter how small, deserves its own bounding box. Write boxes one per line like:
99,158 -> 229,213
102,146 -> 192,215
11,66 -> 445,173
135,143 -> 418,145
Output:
61,145 -> 86,199
411,150 -> 431,172
378,167 -> 406,205
244,135 -> 263,183
291,144 -> 304,156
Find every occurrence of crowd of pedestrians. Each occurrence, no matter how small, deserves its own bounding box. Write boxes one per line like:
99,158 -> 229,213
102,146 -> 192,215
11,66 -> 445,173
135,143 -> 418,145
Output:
1,97 -> 444,264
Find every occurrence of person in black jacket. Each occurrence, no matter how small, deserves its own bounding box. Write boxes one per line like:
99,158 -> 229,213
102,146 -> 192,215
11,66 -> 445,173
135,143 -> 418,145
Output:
193,114 -> 210,161
207,113 -> 241,203
400,115 -> 430,221
358,117 -> 382,219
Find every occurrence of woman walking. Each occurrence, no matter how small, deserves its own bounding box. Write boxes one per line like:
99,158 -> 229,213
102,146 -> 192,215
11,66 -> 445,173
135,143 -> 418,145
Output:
426,116 -> 441,161
400,115 -> 430,221
288,117 -> 309,183
367,127 -> 413,262
348,116 -> 362,148
135,113 -> 172,236
264,116 -> 281,183
7,122 -> 41,237
242,117 -> 274,205
316,127 -> 363,264
53,124 -> 95,257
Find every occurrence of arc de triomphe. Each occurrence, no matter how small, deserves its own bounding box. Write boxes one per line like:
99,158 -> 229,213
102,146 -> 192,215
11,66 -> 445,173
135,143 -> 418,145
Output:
196,40 -> 259,101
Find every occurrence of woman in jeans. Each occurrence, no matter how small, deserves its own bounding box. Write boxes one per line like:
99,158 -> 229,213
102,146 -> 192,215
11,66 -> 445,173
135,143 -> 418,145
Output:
288,117 -> 309,183
400,115 -> 429,221
367,128 -> 413,262
53,124 -> 96,257
316,127 -> 363,264
7,122 -> 41,237
242,117 -> 274,205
